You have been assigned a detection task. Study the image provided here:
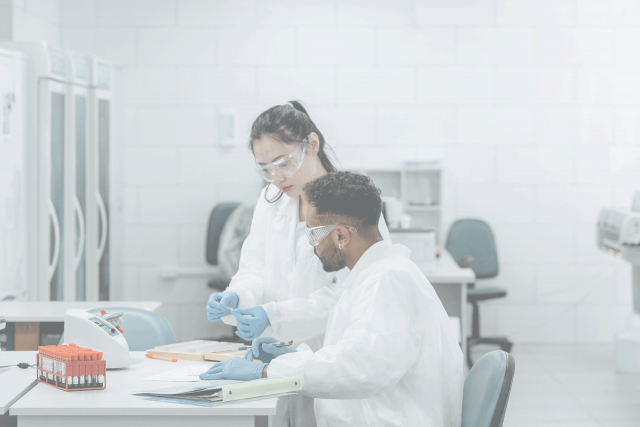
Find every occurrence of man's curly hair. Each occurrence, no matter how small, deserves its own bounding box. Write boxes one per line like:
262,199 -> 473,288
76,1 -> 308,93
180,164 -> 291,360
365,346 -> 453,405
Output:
303,171 -> 382,230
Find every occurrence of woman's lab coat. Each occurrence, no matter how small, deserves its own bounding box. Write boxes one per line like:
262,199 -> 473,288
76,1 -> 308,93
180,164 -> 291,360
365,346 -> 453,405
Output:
222,185 -> 391,350
266,240 -> 464,427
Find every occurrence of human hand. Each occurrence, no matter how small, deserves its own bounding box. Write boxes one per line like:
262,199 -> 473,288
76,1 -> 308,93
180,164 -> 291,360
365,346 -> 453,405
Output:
232,306 -> 270,340
261,341 -> 297,359
243,337 -> 280,363
206,292 -> 239,323
199,357 -> 266,381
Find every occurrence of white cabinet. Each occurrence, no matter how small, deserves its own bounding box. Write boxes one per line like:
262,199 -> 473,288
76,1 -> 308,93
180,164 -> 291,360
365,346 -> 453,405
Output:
0,48 -> 27,300
0,42 -> 117,302
356,161 -> 443,241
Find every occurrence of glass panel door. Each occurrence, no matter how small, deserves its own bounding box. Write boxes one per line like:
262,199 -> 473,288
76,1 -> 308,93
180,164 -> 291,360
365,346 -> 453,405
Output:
50,92 -> 65,301
75,95 -> 87,300
97,98 -> 109,301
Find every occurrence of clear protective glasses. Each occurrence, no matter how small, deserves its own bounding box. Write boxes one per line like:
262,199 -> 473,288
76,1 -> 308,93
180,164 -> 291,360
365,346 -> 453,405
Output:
304,224 -> 357,247
256,138 -> 308,183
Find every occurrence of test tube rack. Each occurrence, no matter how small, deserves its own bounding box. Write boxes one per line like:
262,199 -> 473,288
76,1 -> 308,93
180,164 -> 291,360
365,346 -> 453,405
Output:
36,343 -> 106,391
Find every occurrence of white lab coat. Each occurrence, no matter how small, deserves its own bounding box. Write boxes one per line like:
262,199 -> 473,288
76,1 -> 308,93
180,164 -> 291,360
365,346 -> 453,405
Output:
267,240 -> 464,427
222,184 -> 391,350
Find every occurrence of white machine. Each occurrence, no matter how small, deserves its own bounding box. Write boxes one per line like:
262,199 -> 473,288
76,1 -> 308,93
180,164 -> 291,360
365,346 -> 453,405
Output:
64,309 -> 131,369
597,190 -> 640,374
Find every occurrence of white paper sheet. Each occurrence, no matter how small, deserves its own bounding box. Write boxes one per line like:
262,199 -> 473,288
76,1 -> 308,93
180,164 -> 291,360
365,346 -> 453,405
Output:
142,365 -> 211,382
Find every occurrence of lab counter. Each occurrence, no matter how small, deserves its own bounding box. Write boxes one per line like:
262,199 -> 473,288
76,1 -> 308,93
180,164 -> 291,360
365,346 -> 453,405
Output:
1,351 -> 38,427
9,352 -> 277,427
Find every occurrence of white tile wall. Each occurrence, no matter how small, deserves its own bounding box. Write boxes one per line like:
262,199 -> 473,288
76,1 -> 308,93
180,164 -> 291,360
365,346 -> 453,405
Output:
457,29 -> 533,65
53,0 -> 640,343
177,68 -> 256,104
418,68 -> 493,104
61,29 -> 137,65
218,29 -> 295,65
495,0 -> 574,25
458,106 -> 534,145
415,0 -> 494,26
536,29 -> 613,65
139,29 -> 216,65
376,107 -> 454,146
338,0 -> 412,27
377,29 -> 454,65
298,29 -> 374,65
138,107 -> 217,145
97,0 -> 175,26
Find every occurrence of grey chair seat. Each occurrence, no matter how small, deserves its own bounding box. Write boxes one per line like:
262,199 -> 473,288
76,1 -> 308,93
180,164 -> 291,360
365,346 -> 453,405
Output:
468,287 -> 507,303
462,350 -> 515,427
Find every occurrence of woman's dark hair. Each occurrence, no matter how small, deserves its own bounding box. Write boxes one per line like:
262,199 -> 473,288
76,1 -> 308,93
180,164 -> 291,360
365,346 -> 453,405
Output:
249,101 -> 338,203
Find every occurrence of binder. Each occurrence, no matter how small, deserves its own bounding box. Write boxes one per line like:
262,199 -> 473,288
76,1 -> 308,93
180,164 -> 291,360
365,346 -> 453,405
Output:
134,376 -> 302,404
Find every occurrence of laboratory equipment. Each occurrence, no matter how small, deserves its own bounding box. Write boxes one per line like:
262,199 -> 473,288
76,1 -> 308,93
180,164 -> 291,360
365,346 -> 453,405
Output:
255,138 -> 308,182
597,194 -> 640,374
0,41 -> 120,302
36,343 -> 106,391
63,309 -> 131,369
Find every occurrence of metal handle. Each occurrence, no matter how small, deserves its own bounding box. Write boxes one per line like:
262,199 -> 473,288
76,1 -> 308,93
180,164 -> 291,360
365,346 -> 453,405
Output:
73,196 -> 85,270
48,200 -> 61,281
96,192 -> 108,262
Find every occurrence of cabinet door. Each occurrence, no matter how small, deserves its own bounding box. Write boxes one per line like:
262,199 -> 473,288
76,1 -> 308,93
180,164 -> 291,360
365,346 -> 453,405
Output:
39,79 -> 68,301
97,97 -> 110,301
73,91 -> 88,300
0,53 -> 26,300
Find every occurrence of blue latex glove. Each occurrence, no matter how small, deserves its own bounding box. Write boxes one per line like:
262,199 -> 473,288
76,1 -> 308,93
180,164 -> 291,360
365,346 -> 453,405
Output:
261,341 -> 297,359
243,337 -> 280,363
232,306 -> 270,341
206,292 -> 239,323
199,357 -> 266,381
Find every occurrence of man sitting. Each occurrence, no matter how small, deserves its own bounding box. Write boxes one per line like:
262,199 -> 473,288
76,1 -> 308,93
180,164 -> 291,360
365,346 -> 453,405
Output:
201,171 -> 463,427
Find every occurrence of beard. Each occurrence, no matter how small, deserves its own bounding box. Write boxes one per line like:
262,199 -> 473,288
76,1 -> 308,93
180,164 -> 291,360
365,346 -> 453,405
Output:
314,244 -> 347,272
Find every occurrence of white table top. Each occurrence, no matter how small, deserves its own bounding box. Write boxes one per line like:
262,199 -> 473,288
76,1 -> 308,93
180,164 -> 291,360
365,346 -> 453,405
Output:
417,250 -> 476,284
0,302 -> 162,322
0,351 -> 38,414
10,352 -> 278,417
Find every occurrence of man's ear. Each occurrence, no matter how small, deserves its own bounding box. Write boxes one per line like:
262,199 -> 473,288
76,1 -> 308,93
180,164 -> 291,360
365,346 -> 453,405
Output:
334,225 -> 352,249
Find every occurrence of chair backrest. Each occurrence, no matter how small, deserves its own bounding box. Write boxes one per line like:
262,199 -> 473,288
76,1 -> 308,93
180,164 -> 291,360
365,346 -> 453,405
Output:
445,219 -> 499,279
206,203 -> 240,265
60,307 -> 175,351
462,350 -> 515,427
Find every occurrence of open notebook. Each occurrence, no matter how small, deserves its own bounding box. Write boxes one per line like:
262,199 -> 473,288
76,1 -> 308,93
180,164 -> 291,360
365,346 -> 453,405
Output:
134,376 -> 302,404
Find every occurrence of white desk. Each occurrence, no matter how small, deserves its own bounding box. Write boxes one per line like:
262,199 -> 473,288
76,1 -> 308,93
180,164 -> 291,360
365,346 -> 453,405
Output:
0,302 -> 162,322
10,352 -> 277,427
1,351 -> 38,426
415,251 -> 475,367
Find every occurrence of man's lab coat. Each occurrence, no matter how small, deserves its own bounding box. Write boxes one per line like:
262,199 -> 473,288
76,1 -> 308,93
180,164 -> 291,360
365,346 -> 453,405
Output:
223,184 -> 391,350
267,240 -> 464,427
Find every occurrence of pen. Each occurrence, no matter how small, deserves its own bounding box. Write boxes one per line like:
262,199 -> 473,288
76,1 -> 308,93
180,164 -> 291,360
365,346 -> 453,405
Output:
146,354 -> 177,362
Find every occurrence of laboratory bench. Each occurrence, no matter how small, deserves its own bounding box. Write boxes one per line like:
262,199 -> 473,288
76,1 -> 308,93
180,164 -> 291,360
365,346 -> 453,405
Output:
6,351 -> 276,427
0,302 -> 161,351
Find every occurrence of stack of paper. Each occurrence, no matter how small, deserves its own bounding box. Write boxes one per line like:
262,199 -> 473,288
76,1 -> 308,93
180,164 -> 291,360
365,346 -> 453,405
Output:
134,376 -> 302,405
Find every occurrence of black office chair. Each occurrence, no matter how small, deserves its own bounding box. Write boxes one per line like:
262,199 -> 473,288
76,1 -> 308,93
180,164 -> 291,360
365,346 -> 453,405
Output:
206,202 -> 240,291
446,219 -> 513,368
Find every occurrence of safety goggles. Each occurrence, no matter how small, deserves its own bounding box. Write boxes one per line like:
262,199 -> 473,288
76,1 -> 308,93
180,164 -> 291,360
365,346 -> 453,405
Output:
256,139 -> 308,183
304,224 -> 357,247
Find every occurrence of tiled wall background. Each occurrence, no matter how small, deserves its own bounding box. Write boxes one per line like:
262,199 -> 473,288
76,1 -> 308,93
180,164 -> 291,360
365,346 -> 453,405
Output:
6,0 -> 640,343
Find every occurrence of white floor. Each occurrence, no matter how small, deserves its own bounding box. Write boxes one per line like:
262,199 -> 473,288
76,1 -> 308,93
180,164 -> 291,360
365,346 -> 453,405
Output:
491,344 -> 640,427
